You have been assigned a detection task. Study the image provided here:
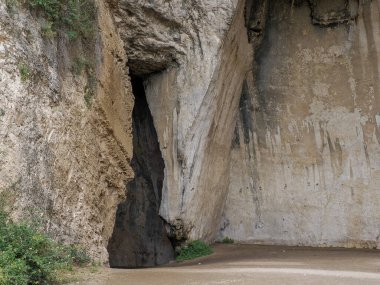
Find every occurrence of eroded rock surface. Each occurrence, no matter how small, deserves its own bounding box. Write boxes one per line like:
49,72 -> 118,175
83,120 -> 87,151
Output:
2,0 -> 380,266
221,0 -> 380,248
108,77 -> 174,268
0,0 -> 134,261
112,0 -> 252,244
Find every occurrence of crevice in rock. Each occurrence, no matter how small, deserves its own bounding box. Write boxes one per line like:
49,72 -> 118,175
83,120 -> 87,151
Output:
107,75 -> 174,268
245,0 -> 268,43
308,0 -> 359,27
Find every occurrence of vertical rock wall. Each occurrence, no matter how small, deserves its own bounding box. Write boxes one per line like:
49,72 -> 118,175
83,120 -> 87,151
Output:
143,0 -> 251,242
221,0 -> 380,248
0,0 -> 134,261
2,0 -> 380,265
108,77 -> 174,268
113,0 -> 252,243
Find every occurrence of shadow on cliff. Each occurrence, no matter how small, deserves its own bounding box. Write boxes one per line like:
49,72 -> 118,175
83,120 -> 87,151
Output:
107,76 -> 174,268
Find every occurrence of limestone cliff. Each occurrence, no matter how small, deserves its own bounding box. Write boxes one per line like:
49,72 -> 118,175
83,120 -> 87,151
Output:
1,0 -> 380,268
111,0 -> 251,246
113,0 -> 380,252
221,0 -> 380,248
0,0 -> 134,261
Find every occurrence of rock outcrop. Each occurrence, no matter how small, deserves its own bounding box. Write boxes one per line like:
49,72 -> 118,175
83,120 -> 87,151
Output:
111,0 -> 251,247
107,76 -> 174,268
113,0 -> 380,251
221,0 -> 380,248
143,0 -> 250,243
1,0 -> 380,267
0,0 -> 134,261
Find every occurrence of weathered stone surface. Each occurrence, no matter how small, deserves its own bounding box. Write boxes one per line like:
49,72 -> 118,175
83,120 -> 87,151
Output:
143,0 -> 251,243
107,0 -> 380,251
2,0 -> 380,267
309,0 -> 359,26
115,0 -> 226,75
221,0 -> 380,248
111,0 -> 252,244
108,77 -> 174,268
0,0 -> 134,261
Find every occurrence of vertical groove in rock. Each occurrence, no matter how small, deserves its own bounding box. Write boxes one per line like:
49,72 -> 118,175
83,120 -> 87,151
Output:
221,0 -> 380,249
107,76 -> 174,268
143,0 -> 252,243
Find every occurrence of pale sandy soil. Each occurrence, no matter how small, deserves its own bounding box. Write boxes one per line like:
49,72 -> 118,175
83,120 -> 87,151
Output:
72,244 -> 380,285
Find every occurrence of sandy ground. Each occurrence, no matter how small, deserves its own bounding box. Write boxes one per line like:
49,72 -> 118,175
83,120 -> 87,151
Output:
73,244 -> 380,285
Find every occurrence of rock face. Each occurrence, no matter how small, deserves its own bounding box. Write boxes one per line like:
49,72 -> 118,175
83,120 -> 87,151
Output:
114,0 -> 380,251
115,0 -> 380,252
108,76 -> 174,268
221,0 -> 380,248
1,0 -> 380,267
0,0 -> 134,261
140,0 -> 251,243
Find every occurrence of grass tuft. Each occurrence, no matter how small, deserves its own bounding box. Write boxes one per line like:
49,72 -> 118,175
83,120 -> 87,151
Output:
221,237 -> 234,244
176,240 -> 213,261
18,64 -> 30,81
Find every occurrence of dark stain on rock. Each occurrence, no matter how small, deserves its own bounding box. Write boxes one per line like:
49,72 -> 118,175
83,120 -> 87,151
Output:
326,132 -> 343,178
309,0 -> 358,27
108,76 -> 174,268
231,122 -> 241,149
362,2 -> 380,144
245,0 -> 269,42
239,80 -> 254,144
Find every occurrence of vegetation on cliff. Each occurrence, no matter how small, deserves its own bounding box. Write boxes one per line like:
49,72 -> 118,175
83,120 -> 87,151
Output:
5,0 -> 95,40
31,0 -> 95,40
176,241 -> 213,261
0,211 -> 90,285
221,237 -> 234,244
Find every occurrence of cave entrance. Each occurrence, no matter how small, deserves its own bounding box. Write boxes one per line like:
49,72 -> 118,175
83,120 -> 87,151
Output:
107,76 -> 174,268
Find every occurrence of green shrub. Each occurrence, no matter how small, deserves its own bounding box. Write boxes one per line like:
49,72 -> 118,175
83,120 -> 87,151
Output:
72,56 -> 96,107
221,237 -> 234,244
68,245 -> 91,266
18,64 -> 30,81
41,20 -> 57,38
176,240 -> 213,261
73,56 -> 91,75
29,0 -> 60,21
29,0 -> 96,40
83,71 -> 96,107
63,0 -> 95,40
0,211 -> 91,285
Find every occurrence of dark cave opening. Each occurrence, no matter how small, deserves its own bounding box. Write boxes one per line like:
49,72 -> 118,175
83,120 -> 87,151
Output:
107,76 -> 174,268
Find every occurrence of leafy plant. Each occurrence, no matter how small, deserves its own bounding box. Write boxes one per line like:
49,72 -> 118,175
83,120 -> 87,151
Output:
176,240 -> 213,261
0,109 -> 5,117
89,262 -> 99,273
0,211 -> 91,285
83,71 -> 96,107
84,91 -> 93,107
18,64 -> 30,81
29,0 -> 96,40
68,245 -> 91,266
71,56 -> 96,107
63,0 -> 95,40
41,20 -> 57,38
221,237 -> 234,244
29,0 -> 60,22
73,56 -> 90,75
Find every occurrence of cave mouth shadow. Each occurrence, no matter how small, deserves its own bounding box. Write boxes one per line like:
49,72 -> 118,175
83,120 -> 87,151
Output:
107,75 -> 174,268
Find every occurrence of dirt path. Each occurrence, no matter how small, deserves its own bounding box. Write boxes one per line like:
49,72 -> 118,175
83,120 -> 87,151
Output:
76,244 -> 380,285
